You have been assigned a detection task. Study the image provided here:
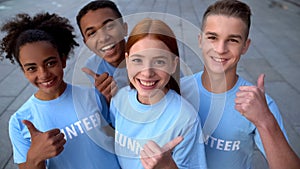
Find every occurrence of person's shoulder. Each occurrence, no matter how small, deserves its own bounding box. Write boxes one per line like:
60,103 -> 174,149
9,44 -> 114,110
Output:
112,86 -> 131,99
70,83 -> 105,101
237,76 -> 253,86
10,96 -> 35,124
86,54 -> 101,62
180,71 -> 202,101
181,71 -> 202,83
167,91 -> 200,129
85,54 -> 102,68
169,90 -> 198,117
70,83 -> 91,91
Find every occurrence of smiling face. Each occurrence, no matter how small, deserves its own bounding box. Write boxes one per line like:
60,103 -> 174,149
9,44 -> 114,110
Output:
80,8 -> 127,67
126,37 -> 178,105
199,15 -> 250,76
19,41 -> 67,100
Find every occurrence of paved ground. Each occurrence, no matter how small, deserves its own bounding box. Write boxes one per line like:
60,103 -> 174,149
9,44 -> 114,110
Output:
0,0 -> 299,169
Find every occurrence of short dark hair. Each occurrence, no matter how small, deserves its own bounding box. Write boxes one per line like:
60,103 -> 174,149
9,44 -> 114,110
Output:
76,0 -> 123,33
202,0 -> 252,39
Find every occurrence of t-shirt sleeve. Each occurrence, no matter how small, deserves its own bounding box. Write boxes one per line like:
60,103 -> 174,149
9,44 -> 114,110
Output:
180,74 -> 201,112
95,89 -> 111,124
9,115 -> 31,164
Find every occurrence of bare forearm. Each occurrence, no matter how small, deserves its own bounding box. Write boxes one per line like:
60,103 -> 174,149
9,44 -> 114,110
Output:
19,160 -> 46,169
257,114 -> 300,169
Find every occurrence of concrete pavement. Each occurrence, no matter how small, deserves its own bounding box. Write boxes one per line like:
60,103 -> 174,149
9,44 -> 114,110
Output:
0,0 -> 299,169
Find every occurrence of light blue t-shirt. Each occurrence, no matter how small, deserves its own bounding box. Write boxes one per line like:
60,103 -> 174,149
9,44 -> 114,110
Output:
110,86 -> 207,169
9,84 -> 120,169
85,54 -> 128,89
181,71 -> 288,169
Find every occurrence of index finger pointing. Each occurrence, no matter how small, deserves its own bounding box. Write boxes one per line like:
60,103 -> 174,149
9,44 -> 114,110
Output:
163,136 -> 183,151
82,67 -> 97,79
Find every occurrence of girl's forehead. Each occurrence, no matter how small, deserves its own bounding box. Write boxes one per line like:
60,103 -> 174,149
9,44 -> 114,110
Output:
130,38 -> 170,52
129,48 -> 174,59
19,41 -> 59,64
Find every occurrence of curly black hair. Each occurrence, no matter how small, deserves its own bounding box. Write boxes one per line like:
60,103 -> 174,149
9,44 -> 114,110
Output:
0,12 -> 79,67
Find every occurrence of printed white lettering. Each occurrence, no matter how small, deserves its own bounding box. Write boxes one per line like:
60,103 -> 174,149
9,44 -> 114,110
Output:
118,133 -> 127,147
224,141 -> 232,151
65,124 -> 77,139
232,141 -> 240,151
82,117 -> 92,131
89,114 -> 98,128
95,113 -> 101,123
127,138 -> 136,151
74,121 -> 84,134
203,134 -> 241,152
60,112 -> 102,140
115,131 -> 142,155
216,139 -> 224,150
210,136 -> 217,148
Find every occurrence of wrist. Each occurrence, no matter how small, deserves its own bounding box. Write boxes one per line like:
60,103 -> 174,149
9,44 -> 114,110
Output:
165,159 -> 178,169
27,151 -> 45,168
255,111 -> 278,132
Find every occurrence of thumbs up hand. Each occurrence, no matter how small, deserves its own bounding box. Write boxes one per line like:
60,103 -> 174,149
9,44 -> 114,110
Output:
235,74 -> 272,126
140,136 -> 183,169
23,120 -> 66,166
82,67 -> 118,103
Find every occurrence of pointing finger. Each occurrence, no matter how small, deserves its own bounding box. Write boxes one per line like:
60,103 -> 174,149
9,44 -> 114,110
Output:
82,67 -> 97,79
163,136 -> 183,151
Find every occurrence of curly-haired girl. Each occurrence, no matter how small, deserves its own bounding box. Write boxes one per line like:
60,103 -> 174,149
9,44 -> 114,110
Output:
0,12 -> 120,169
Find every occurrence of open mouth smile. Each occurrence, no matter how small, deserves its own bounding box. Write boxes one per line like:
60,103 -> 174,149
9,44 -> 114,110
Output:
39,79 -> 55,88
211,56 -> 228,63
100,43 -> 116,52
139,80 -> 156,87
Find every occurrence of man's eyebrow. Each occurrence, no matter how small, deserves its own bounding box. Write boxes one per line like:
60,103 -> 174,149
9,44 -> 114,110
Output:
43,56 -> 57,63
23,63 -> 36,67
84,18 -> 115,35
102,18 -> 114,25
205,31 -> 243,39
228,34 -> 242,40
205,31 -> 217,36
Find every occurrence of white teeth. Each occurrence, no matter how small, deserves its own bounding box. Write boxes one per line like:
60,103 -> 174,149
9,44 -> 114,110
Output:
101,44 -> 115,51
212,57 -> 226,62
41,80 -> 53,86
140,80 -> 155,86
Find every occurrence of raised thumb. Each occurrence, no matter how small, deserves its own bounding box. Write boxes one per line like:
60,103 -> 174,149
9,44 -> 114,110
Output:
22,120 -> 41,137
257,74 -> 265,92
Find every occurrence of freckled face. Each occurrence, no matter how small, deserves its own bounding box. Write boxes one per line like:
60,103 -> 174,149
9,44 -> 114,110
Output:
126,37 -> 178,104
19,41 -> 67,100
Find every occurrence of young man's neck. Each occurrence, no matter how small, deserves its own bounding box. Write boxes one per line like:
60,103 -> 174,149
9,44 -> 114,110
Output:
201,70 -> 238,94
111,54 -> 126,68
